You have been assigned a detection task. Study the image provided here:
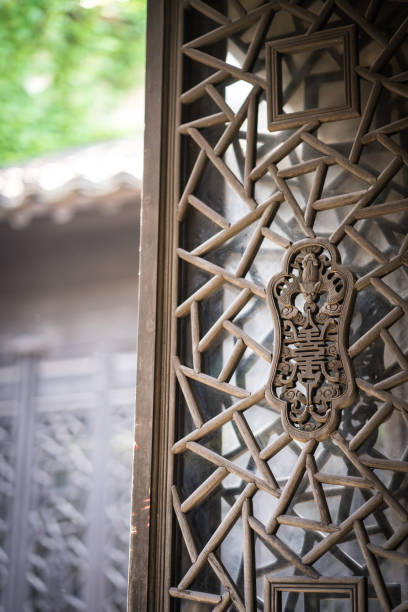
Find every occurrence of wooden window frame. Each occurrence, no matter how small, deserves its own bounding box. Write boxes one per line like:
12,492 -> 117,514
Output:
128,2 -> 408,611
127,1 -> 180,610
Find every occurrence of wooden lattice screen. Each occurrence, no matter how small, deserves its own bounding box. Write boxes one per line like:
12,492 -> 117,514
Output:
131,1 -> 408,610
0,350 -> 136,612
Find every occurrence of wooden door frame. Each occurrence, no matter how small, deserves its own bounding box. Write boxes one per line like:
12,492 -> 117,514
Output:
127,1 -> 180,610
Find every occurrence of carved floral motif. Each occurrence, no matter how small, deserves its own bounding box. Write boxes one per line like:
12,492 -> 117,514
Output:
266,239 -> 355,441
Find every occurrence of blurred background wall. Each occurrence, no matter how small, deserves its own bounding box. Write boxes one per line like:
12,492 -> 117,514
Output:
0,1 -> 145,610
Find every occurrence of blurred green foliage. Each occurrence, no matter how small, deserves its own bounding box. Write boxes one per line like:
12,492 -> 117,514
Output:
0,0 -> 146,165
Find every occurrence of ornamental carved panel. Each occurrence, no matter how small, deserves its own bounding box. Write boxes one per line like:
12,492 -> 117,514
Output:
0,352 -> 135,612
140,1 -> 408,610
266,239 -> 355,441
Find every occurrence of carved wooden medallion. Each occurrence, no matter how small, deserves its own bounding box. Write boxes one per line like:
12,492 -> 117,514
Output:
266,239 -> 355,441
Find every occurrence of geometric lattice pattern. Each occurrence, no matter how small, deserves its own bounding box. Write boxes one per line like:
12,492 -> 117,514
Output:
171,1 -> 408,609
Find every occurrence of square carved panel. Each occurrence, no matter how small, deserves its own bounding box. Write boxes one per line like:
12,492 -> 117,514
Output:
264,576 -> 366,612
266,25 -> 359,131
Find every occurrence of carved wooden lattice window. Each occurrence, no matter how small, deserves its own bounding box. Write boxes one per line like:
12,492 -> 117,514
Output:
131,1 -> 408,610
0,350 -> 136,611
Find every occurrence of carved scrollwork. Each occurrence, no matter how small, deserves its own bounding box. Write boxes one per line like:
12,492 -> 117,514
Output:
266,239 -> 355,441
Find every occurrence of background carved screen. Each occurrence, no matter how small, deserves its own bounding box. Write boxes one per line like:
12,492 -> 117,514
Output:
163,1 -> 408,610
0,349 -> 135,612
